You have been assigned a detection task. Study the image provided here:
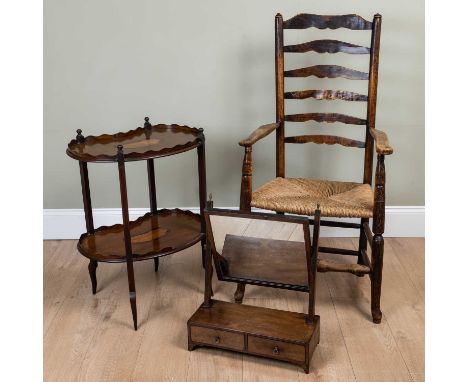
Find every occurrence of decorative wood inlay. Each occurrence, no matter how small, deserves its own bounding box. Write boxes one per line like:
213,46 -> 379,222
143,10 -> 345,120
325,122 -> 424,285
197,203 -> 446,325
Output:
283,13 -> 372,30
123,139 -> 161,150
131,227 -> 168,244
66,124 -> 203,163
284,39 -> 370,54
285,135 -> 366,148
285,65 -> 368,80
285,90 -> 367,102
285,113 -> 367,125
77,209 -> 202,262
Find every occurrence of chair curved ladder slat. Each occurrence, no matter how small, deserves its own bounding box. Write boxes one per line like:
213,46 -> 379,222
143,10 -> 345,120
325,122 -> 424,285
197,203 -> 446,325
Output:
284,134 -> 365,148
283,13 -> 373,30
284,112 -> 367,125
284,64 -> 369,80
285,89 -> 368,101
284,39 -> 370,54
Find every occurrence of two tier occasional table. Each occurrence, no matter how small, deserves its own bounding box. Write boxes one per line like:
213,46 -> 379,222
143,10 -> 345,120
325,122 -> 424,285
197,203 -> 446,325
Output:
66,117 -> 207,330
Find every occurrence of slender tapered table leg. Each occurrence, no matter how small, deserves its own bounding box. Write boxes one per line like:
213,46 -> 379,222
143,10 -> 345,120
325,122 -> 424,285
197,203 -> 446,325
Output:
88,260 -> 98,294
197,130 -> 207,268
147,157 -> 159,272
117,145 -> 138,330
78,157 -> 98,294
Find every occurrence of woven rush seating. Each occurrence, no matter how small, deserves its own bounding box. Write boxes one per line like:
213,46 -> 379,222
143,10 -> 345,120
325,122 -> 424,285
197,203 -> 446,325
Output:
251,178 -> 373,218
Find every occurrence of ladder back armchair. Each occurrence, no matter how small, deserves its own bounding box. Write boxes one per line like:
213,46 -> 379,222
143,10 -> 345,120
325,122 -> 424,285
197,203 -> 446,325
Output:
237,13 -> 393,324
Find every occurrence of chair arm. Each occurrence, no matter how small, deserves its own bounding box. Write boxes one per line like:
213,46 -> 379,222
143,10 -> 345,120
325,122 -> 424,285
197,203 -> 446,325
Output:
370,128 -> 393,155
239,122 -> 280,147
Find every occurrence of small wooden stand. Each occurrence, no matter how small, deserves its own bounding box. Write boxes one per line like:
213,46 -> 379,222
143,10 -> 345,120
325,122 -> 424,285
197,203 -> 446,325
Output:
66,118 -> 207,330
188,201 -> 321,373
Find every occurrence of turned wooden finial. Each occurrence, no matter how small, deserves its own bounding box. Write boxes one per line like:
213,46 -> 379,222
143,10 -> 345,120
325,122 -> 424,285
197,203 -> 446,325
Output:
76,129 -> 84,142
207,193 -> 214,210
144,117 -> 151,129
316,203 -> 320,210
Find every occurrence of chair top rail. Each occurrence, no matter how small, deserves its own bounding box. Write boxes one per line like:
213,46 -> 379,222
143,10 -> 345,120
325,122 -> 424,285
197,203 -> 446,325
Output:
283,13 -> 372,30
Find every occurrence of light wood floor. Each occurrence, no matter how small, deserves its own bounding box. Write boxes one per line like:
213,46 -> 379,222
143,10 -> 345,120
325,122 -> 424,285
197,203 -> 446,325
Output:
44,236 -> 424,382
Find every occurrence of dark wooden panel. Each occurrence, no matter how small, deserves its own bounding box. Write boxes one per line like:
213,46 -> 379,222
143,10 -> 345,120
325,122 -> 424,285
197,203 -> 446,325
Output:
285,65 -> 368,80
284,39 -> 370,54
285,90 -> 367,101
285,135 -> 366,148
191,326 -> 244,351
248,336 -> 304,363
188,300 -> 320,373
285,113 -> 367,125
188,300 -> 316,342
283,14 -> 372,30
221,234 -> 309,290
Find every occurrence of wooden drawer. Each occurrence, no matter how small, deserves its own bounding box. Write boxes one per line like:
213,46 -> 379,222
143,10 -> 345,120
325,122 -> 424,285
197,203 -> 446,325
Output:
248,336 -> 305,363
190,326 -> 244,351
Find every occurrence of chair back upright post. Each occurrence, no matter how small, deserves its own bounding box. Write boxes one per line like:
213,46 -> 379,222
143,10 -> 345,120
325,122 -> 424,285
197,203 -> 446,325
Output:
363,14 -> 382,185
275,13 -> 285,178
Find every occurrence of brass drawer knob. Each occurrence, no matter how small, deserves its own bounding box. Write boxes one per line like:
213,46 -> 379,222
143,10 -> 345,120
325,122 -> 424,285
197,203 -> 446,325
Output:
214,336 -> 220,344
273,346 -> 280,355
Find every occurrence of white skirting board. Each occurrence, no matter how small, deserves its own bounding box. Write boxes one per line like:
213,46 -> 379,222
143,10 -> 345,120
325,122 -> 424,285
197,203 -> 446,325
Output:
43,206 -> 424,240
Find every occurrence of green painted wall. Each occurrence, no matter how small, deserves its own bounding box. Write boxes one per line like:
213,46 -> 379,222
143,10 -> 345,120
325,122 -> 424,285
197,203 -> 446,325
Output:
44,0 -> 424,208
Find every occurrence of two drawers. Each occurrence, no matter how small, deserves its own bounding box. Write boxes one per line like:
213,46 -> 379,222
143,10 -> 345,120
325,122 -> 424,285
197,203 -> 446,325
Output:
190,325 -> 304,363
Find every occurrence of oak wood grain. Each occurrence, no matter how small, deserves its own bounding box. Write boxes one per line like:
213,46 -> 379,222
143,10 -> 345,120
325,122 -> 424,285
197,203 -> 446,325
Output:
239,123 -> 280,147
44,237 -> 424,381
284,39 -> 370,54
285,89 -> 367,101
285,112 -> 366,125
283,14 -> 372,30
285,65 -> 369,80
370,128 -> 394,155
285,135 -> 366,148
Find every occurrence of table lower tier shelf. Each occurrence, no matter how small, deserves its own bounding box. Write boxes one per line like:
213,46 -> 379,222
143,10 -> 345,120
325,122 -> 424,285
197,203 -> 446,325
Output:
77,208 -> 202,262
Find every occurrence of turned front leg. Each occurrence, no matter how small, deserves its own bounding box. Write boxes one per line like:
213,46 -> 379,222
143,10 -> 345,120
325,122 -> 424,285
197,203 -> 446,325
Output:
371,154 -> 385,324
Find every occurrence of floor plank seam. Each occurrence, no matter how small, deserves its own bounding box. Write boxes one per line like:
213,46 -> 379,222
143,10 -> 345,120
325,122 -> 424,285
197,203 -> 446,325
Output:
381,310 -> 416,381
324,273 -> 358,382
387,240 -> 424,301
76,297 -> 113,380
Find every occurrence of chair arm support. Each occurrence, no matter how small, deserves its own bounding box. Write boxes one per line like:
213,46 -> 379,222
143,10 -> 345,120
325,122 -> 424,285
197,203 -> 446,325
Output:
370,128 -> 393,155
239,146 -> 253,211
239,122 -> 280,147
372,154 -> 386,234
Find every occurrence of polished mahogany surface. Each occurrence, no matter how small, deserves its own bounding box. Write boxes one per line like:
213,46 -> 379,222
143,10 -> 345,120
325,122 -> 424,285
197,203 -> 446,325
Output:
189,300 -> 317,343
78,209 -> 202,262
67,124 -> 203,162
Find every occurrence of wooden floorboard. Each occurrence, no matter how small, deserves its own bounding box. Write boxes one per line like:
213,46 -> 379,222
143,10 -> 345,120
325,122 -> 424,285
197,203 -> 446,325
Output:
44,235 -> 424,381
